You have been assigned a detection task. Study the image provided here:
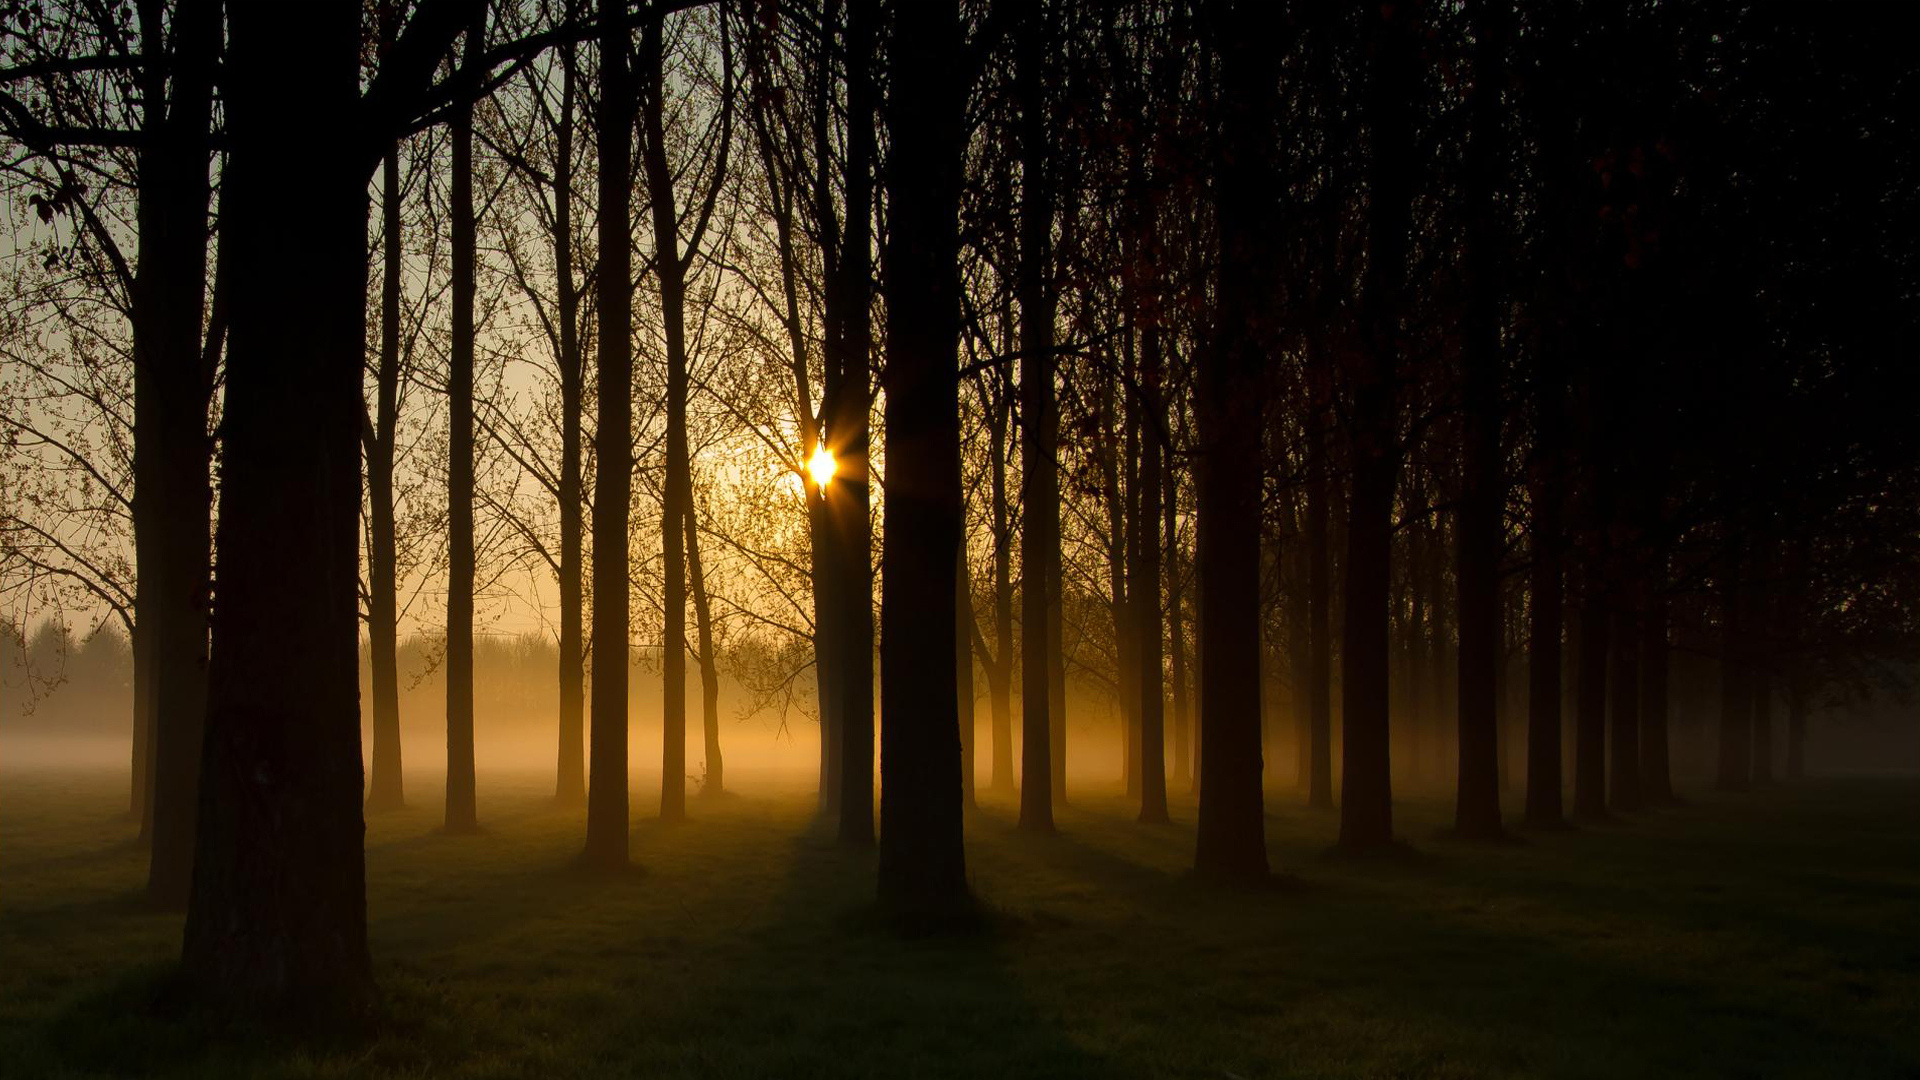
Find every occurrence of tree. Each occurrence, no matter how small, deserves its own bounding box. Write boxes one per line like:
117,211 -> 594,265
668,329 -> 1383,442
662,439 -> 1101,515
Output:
876,0 -> 969,918
584,0 -> 637,869
182,0 -> 380,1011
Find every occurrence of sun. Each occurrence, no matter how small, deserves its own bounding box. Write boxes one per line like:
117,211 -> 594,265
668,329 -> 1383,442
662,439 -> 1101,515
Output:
807,445 -> 837,488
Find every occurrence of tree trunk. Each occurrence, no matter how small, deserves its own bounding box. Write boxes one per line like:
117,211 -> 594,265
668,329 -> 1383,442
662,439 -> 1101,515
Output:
1305,382 -> 1334,810
1135,323 -> 1168,824
876,0 -> 968,919
833,0 -> 877,846
365,134 -> 405,814
554,21 -> 587,808
1608,595 -> 1642,811
443,5 -> 483,836
1016,0 -> 1058,834
641,11 -> 689,824
1338,0 -> 1415,851
1452,0 -> 1507,839
1099,370 -> 1134,795
583,0 -> 635,869
1638,578 -> 1673,802
988,376 -> 1016,794
1525,388 -> 1566,825
1194,0 -> 1275,881
182,0 -> 372,1009
686,505 -> 723,797
136,0 -> 218,908
1714,552 -> 1750,792
1572,582 -> 1609,818
957,544 -> 977,807
1751,663 -> 1774,785
1168,448 -> 1192,792
1784,667 -> 1808,780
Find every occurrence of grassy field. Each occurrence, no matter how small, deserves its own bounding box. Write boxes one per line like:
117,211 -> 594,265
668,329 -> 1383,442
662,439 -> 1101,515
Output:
1,766 -> 1915,1079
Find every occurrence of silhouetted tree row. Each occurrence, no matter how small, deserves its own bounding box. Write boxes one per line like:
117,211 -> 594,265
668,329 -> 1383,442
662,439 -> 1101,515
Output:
3,0 -> 1915,1011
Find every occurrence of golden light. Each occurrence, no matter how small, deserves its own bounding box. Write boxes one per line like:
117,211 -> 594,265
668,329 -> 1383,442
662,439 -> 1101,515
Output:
807,445 -> 837,488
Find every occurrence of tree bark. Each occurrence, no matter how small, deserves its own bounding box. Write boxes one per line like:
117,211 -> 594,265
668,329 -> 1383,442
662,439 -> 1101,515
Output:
1715,551 -> 1751,791
1338,0 -> 1415,851
876,0 -> 969,918
1194,0 -> 1276,880
136,0 -> 218,907
181,0 -> 373,1010
1305,381 -> 1334,810
640,10 -> 689,824
832,0 -> 877,846
365,134 -> 406,815
1135,322 -> 1169,824
554,16 -> 587,807
1452,0 -> 1507,839
1608,594 -> 1642,811
583,0 -> 635,869
686,504 -> 722,796
1572,580 -> 1610,818
443,4 -> 484,836
1016,0 -> 1058,834
1638,577 -> 1673,802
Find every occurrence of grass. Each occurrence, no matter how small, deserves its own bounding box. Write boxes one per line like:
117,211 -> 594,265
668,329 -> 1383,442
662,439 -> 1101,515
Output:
2,766 -> 1916,1078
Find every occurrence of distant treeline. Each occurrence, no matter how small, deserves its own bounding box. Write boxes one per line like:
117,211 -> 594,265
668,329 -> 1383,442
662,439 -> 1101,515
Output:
0,620 -> 132,736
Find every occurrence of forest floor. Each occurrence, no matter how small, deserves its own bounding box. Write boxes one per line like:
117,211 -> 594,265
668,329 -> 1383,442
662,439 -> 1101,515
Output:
1,765 -> 1915,1079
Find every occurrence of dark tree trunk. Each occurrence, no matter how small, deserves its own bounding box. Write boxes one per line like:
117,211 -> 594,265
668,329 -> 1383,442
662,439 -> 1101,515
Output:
181,0 -> 372,1009
1135,325 -> 1168,824
640,11 -> 689,825
957,545 -> 977,807
443,5 -> 484,836
136,0 -> 218,907
554,21 -> 587,808
1168,451 -> 1192,791
1306,382 -> 1333,810
1099,371 -> 1133,794
583,0 -> 635,869
1608,596 -> 1642,811
1524,373 -> 1566,825
365,128 -> 406,815
1194,0 -> 1276,881
686,506 -> 723,797
1715,553 -> 1751,791
132,629 -> 151,823
1016,0 -> 1058,834
1751,664 -> 1774,785
1638,574 -> 1673,802
876,0 -> 968,917
988,371 -> 1016,794
833,0 -> 877,847
1338,0 -> 1415,851
1452,0 -> 1508,839
1784,667 -> 1808,780
1572,583 -> 1610,818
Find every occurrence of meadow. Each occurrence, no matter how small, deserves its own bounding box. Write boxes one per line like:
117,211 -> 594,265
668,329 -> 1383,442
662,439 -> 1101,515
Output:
2,767 -> 1914,1078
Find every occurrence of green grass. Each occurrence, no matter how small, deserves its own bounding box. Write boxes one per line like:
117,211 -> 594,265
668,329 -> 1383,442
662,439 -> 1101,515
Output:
2,766 -> 1916,1078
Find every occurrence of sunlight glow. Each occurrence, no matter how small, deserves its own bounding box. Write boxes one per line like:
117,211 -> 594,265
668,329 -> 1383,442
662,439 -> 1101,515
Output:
807,446 -> 837,488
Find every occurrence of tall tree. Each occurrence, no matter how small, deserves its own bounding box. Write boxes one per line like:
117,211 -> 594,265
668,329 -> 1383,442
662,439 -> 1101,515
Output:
1338,0 -> 1416,851
137,0 -> 220,907
1193,0 -> 1275,880
831,0 -> 878,847
183,0 -> 390,1010
584,0 -> 637,869
1452,0 -> 1508,839
444,3 -> 485,836
1016,0 -> 1059,834
876,0 -> 969,917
